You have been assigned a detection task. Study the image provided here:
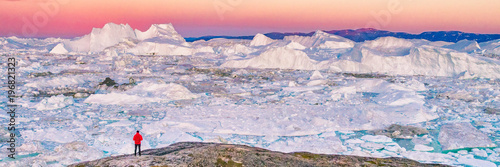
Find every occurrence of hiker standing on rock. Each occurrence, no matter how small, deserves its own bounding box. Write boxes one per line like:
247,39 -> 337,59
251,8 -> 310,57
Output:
133,130 -> 143,156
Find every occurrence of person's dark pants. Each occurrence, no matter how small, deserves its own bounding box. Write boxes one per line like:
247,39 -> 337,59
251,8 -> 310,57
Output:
135,144 -> 141,156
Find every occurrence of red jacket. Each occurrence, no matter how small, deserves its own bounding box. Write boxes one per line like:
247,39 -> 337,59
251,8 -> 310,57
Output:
133,133 -> 143,144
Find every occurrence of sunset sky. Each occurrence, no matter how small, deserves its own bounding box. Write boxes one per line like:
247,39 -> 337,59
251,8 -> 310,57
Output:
1,0 -> 500,38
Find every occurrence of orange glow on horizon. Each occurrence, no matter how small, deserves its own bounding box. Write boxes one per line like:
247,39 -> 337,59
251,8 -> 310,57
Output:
1,0 -> 499,38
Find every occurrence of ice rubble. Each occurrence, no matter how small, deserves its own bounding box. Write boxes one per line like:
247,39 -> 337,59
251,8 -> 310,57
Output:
267,135 -> 346,154
33,95 -> 74,110
24,75 -> 90,88
3,142 -> 103,166
119,79 -> 438,137
4,23 -> 500,166
44,141 -> 104,166
84,82 -> 199,105
22,128 -> 79,143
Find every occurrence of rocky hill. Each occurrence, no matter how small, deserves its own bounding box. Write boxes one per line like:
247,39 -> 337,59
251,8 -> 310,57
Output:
70,142 -> 449,167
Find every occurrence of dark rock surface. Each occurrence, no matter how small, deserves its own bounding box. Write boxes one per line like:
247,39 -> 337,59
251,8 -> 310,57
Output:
99,77 -> 118,87
97,77 -> 136,91
70,142 -> 449,167
372,124 -> 429,139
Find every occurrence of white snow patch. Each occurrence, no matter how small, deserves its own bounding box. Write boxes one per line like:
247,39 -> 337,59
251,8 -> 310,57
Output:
306,80 -> 327,86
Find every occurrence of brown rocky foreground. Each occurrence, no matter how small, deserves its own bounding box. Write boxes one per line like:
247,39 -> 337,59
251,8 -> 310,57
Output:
70,142 -> 449,167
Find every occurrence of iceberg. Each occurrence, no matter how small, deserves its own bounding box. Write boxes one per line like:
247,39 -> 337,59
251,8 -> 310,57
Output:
49,43 -> 69,54
250,33 -> 274,46
284,30 -> 355,49
221,47 -> 318,70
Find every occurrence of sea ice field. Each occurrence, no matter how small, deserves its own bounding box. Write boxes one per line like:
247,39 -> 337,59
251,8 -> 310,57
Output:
1,23 -> 500,166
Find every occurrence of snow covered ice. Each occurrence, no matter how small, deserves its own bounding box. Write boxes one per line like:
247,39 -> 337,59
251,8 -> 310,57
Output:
1,23 -> 500,166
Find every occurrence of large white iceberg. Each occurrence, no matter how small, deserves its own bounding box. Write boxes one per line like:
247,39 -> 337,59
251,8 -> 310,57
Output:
221,47 -> 319,70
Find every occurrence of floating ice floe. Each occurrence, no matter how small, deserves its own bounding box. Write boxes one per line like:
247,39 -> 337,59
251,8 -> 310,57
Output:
438,122 -> 497,151
413,144 -> 434,152
360,135 -> 393,143
22,128 -> 79,143
456,156 -> 497,167
267,135 -> 346,154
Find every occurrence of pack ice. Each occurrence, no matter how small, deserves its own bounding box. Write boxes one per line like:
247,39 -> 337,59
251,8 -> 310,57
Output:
1,23 -> 500,167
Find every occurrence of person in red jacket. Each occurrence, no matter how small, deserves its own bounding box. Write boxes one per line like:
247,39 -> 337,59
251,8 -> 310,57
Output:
133,130 -> 143,156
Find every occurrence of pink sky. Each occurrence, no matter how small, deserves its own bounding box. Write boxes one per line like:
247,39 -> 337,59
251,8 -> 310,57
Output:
1,0 -> 499,38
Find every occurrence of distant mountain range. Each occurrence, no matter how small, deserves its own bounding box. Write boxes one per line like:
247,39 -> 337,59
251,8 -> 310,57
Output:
185,28 -> 500,43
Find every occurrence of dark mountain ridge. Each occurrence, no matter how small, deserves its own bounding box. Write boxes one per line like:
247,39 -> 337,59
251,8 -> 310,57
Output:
185,28 -> 500,43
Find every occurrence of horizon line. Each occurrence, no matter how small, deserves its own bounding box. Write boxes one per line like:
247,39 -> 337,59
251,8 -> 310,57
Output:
3,25 -> 500,40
